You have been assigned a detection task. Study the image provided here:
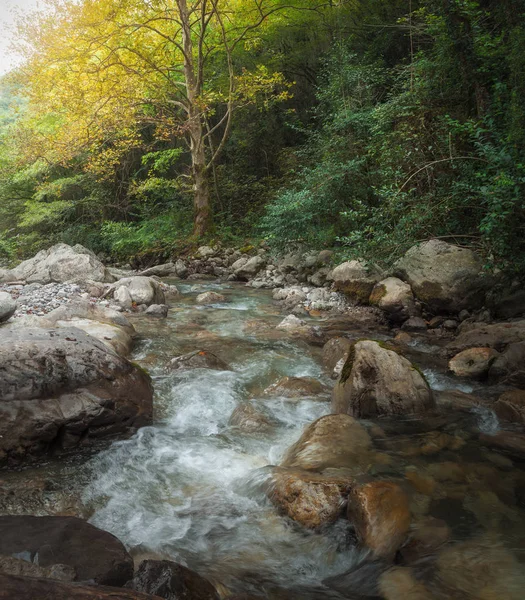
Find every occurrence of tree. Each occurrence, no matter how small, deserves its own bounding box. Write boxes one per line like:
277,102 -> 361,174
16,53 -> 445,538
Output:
14,0 -> 302,237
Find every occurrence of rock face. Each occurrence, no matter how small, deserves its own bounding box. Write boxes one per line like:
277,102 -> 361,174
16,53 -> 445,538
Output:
0,516 -> 134,586
394,239 -> 488,313
281,414 -> 373,472
0,328 -> 153,464
0,244 -> 114,284
347,481 -> 411,559
130,559 -> 219,600
369,277 -> 416,323
448,347 -> 499,379
330,260 -> 382,303
0,291 -> 16,322
111,277 -> 165,307
170,350 -> 230,371
332,341 -> 433,417
268,468 -> 354,529
262,376 -> 328,399
0,573 -> 160,599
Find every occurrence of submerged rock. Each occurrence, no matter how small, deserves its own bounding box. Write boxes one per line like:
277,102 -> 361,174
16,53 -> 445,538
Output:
347,481 -> 411,560
130,559 -> 219,600
196,291 -> 227,304
394,239 -> 489,313
170,350 -> 230,371
0,327 -> 153,464
0,516 -> 133,586
281,414 -> 373,472
229,403 -> 273,433
262,376 -> 328,399
268,467 -> 354,529
332,340 -> 433,417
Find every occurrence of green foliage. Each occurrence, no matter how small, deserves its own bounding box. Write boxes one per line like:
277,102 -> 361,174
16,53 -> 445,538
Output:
262,1 -> 525,274
0,0 -> 524,276
100,210 -> 193,260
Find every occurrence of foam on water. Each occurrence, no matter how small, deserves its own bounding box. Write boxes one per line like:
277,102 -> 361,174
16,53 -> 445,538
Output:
83,283 -> 357,589
423,368 -> 475,393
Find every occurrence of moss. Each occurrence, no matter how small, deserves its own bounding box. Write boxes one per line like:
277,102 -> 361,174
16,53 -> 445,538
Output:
239,244 -> 255,254
340,342 -> 358,384
131,361 -> 151,379
369,284 -> 387,306
415,281 -> 443,305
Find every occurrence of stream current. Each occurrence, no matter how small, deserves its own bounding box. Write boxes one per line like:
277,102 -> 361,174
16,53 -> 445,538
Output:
6,281 -> 525,599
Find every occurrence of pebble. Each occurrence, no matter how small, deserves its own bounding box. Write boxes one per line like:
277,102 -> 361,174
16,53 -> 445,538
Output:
0,282 -> 103,319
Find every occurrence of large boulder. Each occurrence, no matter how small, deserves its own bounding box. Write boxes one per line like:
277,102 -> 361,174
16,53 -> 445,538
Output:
347,481 -> 411,559
0,292 -> 16,323
369,277 -> 417,323
0,516 -> 133,586
129,559 -> 219,600
0,328 -> 153,464
110,277 -> 165,307
4,300 -> 137,357
0,573 -> 159,599
234,255 -> 266,280
0,244 -> 114,284
281,414 -> 373,473
268,467 -> 354,529
394,239 -> 488,313
330,260 -> 383,304
332,340 -> 433,417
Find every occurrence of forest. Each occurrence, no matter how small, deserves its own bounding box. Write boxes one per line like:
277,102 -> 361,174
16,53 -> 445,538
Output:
0,0 -> 524,274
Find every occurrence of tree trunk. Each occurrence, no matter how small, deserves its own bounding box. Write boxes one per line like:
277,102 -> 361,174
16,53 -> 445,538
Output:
193,155 -> 211,237
178,0 -> 211,238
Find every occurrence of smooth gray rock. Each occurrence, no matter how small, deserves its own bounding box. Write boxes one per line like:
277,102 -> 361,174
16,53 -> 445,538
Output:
144,304 -> 169,318
394,239 -> 489,313
0,292 -> 16,322
111,276 -> 165,306
0,244 -> 114,284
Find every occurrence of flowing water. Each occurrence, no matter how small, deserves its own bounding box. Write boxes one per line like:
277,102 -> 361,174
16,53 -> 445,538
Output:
5,281 -> 525,599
